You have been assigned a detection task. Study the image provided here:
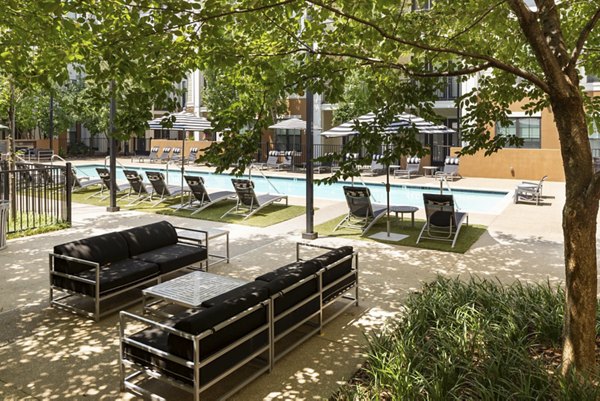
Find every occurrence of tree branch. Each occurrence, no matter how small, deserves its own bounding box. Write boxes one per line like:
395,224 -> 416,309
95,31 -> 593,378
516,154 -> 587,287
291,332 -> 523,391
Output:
307,0 -> 550,93
569,7 -> 600,70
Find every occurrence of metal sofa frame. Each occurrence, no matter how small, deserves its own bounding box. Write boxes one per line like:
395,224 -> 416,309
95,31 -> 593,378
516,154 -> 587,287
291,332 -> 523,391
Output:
49,226 -> 209,321
119,242 -> 359,400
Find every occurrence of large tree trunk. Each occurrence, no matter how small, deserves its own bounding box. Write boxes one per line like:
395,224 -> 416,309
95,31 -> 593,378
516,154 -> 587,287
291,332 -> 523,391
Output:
551,94 -> 599,375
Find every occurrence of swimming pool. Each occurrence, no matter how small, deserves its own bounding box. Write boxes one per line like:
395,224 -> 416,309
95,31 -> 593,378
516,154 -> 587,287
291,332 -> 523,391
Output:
76,164 -> 510,214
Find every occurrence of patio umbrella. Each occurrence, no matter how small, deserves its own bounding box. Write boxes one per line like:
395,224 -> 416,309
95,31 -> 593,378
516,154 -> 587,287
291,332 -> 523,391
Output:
147,111 -> 214,205
268,117 -> 321,130
321,112 -> 455,240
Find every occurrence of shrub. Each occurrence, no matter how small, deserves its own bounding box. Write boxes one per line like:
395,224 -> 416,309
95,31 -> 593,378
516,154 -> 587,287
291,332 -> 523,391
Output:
334,276 -> 600,400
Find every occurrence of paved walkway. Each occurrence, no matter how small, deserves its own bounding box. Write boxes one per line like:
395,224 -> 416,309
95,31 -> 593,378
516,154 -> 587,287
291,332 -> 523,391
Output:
0,164 -> 580,400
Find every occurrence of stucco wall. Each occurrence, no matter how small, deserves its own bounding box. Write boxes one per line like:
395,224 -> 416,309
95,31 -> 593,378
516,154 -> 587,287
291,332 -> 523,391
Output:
451,147 -> 565,181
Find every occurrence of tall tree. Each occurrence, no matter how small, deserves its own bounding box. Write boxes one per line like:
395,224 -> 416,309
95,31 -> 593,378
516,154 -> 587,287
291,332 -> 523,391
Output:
179,0 -> 600,376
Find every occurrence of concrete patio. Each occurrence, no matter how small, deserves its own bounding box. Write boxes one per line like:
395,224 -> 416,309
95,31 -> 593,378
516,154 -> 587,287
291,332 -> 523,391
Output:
0,169 -> 579,400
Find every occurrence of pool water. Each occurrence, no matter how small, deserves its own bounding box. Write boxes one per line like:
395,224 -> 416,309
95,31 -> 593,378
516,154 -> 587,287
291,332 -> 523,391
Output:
76,164 -> 510,214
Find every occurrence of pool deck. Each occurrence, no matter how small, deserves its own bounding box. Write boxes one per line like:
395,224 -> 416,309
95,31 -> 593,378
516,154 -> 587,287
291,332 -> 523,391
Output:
0,158 -> 580,400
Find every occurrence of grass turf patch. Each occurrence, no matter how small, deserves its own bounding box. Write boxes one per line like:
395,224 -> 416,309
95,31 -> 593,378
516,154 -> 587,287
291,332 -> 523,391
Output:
315,214 -> 485,253
71,187 -> 304,227
333,276 -> 600,401
7,221 -> 70,239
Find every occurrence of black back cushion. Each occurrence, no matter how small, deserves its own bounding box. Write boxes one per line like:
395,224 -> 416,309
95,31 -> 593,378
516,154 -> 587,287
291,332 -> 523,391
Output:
255,260 -> 320,286
120,221 -> 178,257
168,281 -> 269,359
311,246 -> 354,285
53,232 -> 129,274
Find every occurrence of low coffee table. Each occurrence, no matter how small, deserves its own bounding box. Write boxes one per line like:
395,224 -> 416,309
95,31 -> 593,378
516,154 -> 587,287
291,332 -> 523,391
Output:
142,271 -> 248,316
389,205 -> 419,227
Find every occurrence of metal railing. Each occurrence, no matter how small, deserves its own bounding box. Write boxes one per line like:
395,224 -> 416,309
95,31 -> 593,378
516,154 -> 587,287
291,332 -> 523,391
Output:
0,161 -> 72,234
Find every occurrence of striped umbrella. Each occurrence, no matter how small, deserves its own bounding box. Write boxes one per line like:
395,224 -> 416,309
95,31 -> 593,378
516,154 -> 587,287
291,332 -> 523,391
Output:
321,112 -> 454,137
147,111 -> 213,131
147,111 -> 214,206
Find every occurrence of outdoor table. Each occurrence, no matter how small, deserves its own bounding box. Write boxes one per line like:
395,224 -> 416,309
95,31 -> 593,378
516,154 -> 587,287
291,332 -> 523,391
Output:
142,270 -> 248,316
423,166 -> 438,177
389,205 -> 418,227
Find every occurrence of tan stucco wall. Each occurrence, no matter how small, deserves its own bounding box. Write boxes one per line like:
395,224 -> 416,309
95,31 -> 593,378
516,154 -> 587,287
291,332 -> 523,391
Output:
150,139 -> 214,161
451,146 -> 564,181
506,99 -> 560,149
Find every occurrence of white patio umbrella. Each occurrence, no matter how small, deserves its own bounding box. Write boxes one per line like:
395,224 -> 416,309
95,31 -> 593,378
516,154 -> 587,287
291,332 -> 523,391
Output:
321,112 -> 455,240
147,111 -> 214,205
268,117 -> 321,130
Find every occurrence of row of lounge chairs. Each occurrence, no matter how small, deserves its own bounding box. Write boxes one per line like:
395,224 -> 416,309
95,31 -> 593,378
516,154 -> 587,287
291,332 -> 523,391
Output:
252,150 -> 297,171
138,146 -> 199,164
87,167 -> 288,219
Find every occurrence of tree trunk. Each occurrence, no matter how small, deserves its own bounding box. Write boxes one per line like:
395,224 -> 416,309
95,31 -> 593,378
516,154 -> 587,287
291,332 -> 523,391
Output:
551,94 -> 598,376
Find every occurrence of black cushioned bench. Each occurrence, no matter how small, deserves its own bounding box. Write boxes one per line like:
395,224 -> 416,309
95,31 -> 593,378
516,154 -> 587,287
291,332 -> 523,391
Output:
50,221 -> 208,321
119,243 -> 358,401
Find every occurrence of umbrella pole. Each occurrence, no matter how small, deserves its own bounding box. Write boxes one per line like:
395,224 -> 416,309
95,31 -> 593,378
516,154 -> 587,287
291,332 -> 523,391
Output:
181,130 -> 185,208
386,163 -> 391,237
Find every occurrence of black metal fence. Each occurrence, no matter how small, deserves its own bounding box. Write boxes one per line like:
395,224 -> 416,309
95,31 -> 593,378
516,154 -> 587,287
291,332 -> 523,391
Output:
0,161 -> 72,234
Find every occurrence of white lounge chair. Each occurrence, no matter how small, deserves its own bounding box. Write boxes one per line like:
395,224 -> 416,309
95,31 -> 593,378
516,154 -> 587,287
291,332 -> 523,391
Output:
514,175 -> 547,205
435,157 -> 461,181
394,156 -> 421,179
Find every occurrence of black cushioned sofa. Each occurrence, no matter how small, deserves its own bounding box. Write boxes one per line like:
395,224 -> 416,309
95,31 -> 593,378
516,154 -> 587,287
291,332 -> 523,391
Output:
50,220 -> 208,321
119,243 -> 358,401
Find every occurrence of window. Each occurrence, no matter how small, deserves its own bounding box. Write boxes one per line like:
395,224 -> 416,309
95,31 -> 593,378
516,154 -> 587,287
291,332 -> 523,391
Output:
496,117 -> 541,148
412,0 -> 433,10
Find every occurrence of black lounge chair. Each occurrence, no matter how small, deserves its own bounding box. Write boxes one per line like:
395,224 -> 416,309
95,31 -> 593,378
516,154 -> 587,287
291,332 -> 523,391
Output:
93,167 -> 132,200
222,178 -> 288,220
183,175 -> 236,215
146,171 -> 184,206
335,186 -> 388,236
417,193 -> 468,248
70,169 -> 102,192
123,170 -> 152,205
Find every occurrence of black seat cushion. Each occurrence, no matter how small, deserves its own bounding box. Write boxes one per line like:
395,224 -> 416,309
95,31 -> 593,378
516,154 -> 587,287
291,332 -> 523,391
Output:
53,232 -> 129,275
52,258 -> 159,296
132,243 -> 207,274
120,221 -> 178,257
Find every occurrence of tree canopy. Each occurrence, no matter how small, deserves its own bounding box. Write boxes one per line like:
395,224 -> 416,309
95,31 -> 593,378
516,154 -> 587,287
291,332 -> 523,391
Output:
3,0 -> 600,379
